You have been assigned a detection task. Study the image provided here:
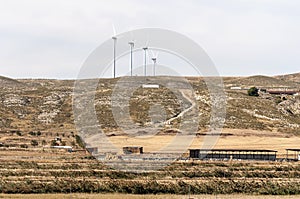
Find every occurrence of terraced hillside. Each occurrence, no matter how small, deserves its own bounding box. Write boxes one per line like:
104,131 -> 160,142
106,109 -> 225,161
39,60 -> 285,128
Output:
0,74 -> 299,134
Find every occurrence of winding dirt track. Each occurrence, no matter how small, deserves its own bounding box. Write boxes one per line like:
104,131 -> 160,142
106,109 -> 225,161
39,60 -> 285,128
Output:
165,89 -> 196,125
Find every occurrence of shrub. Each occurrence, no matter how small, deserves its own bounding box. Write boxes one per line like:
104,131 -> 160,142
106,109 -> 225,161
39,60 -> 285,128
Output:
16,131 -> 22,136
248,87 -> 259,96
31,140 -> 38,146
42,140 -> 47,146
275,97 -> 282,104
71,141 -> 76,146
75,135 -> 85,149
20,144 -> 28,148
29,131 -> 36,136
50,140 -> 58,146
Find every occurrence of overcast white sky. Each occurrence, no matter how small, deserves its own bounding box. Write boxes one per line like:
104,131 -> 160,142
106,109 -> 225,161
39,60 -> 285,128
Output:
0,0 -> 299,79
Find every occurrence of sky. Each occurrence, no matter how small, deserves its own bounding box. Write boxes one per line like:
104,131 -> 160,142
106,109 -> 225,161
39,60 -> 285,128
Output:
0,0 -> 299,79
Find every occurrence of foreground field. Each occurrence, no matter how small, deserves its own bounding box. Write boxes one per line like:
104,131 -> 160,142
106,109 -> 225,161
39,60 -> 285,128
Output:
1,194 -> 300,199
1,146 -> 300,195
1,131 -> 300,195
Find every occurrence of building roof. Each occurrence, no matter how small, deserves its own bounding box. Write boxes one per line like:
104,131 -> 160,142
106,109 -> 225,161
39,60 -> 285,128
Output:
286,149 -> 300,152
123,146 -> 143,148
189,149 -> 277,152
268,90 -> 298,95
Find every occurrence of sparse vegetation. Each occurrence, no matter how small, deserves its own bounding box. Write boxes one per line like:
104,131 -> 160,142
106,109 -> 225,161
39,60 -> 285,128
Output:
42,140 -> 47,146
16,131 -> 22,136
71,141 -> 76,146
31,140 -> 38,146
0,158 -> 300,195
50,140 -> 58,146
275,96 -> 283,104
75,135 -> 85,149
29,131 -> 35,136
29,131 -> 41,136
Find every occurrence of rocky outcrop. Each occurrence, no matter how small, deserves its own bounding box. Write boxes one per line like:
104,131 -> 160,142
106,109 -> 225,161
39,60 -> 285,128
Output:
278,97 -> 300,115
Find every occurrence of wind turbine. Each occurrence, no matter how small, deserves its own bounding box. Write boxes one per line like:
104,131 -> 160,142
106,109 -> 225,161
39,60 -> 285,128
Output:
143,47 -> 148,76
151,50 -> 159,76
128,41 -> 134,76
151,57 -> 157,76
112,24 -> 117,78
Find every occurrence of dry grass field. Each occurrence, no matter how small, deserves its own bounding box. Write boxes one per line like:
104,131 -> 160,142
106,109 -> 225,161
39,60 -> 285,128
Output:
1,141 -> 300,195
106,130 -> 300,158
1,193 -> 300,199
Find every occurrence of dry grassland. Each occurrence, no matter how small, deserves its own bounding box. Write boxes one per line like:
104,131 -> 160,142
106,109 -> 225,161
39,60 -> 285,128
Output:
107,129 -> 300,158
1,194 -> 300,199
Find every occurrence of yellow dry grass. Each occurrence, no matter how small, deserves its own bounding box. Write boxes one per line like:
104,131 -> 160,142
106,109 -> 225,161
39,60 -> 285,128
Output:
107,129 -> 300,158
1,194 -> 300,199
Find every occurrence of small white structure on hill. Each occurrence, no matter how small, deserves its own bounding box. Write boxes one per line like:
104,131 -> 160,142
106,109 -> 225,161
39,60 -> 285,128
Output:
230,86 -> 242,90
51,145 -> 72,152
142,84 -> 159,89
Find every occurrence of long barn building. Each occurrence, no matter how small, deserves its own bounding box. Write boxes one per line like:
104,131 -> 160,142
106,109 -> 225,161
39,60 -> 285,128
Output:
189,149 -> 277,161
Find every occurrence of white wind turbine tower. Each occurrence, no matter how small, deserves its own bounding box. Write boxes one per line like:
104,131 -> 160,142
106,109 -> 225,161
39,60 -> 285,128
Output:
143,47 -> 148,76
151,50 -> 159,76
151,57 -> 157,76
128,41 -> 134,76
112,24 -> 117,78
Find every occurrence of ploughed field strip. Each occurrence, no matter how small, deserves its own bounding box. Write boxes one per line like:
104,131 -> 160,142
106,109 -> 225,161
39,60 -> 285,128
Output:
1,148 -> 300,194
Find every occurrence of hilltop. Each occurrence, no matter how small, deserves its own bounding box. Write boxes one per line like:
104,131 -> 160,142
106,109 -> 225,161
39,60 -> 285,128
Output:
0,75 -> 23,88
275,72 -> 300,84
224,75 -> 299,88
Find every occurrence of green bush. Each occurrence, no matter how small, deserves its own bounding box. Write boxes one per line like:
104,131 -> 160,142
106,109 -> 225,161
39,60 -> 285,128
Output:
248,87 -> 259,96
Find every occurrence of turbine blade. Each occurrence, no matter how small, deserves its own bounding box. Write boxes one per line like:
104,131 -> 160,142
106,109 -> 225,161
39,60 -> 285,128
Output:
156,51 -> 160,59
112,23 -> 116,36
145,33 -> 149,47
147,50 -> 152,61
150,49 -> 155,58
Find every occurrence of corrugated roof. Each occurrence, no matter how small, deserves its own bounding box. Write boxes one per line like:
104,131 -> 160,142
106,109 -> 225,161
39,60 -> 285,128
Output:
189,149 -> 277,152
